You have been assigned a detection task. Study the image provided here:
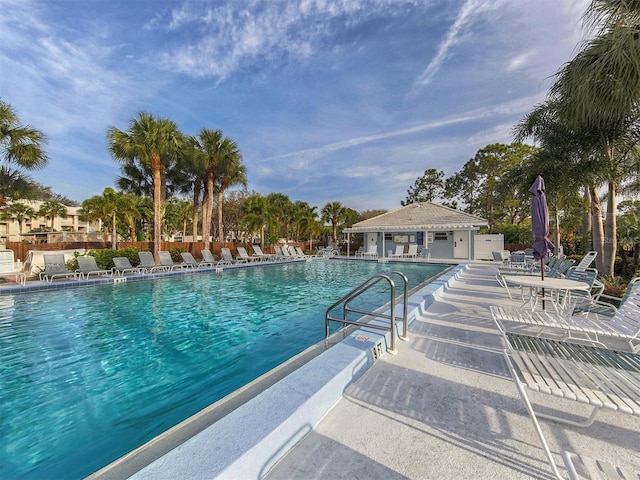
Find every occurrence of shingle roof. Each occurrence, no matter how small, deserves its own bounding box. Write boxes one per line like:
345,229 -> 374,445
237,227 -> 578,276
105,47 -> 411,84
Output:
345,202 -> 488,232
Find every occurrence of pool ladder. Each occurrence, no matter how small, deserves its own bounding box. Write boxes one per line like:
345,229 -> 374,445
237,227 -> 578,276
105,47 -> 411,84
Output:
325,271 -> 409,354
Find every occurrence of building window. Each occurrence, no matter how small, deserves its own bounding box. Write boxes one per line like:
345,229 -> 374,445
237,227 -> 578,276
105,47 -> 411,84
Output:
384,233 -> 392,241
434,232 -> 448,241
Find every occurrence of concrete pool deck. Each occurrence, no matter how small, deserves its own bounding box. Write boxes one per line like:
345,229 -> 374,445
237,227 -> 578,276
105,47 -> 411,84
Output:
108,262 -> 639,479
265,264 -> 639,479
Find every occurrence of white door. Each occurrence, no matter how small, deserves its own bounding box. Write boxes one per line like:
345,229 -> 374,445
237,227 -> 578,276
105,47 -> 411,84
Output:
453,231 -> 470,259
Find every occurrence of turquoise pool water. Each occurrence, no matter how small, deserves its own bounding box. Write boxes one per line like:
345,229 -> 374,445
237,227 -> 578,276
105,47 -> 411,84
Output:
0,260 -> 447,479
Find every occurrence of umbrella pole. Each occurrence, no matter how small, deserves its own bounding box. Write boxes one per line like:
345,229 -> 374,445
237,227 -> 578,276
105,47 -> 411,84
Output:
540,257 -> 545,310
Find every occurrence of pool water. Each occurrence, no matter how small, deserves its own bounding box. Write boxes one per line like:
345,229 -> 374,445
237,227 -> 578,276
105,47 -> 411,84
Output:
0,260 -> 447,479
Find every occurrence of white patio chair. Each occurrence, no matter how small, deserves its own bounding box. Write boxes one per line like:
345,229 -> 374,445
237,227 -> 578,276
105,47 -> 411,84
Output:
491,277 -> 640,352
403,244 -> 418,258
502,333 -> 640,479
362,245 -> 378,258
76,255 -> 113,279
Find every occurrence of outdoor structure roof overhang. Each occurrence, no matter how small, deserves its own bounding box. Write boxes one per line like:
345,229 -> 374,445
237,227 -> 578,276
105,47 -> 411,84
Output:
344,224 -> 482,233
343,202 -> 488,234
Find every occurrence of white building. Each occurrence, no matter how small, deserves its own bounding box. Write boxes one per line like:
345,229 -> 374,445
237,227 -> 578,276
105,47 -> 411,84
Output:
344,202 -> 490,260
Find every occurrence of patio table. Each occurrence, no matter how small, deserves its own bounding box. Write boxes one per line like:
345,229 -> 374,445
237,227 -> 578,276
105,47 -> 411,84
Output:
503,275 -> 590,313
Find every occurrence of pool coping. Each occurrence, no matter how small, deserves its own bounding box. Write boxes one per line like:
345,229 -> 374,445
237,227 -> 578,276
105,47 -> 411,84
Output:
105,263 -> 468,479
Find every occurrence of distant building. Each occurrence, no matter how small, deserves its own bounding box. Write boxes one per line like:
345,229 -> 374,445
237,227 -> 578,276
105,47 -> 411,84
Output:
0,200 -> 103,243
344,202 -> 489,260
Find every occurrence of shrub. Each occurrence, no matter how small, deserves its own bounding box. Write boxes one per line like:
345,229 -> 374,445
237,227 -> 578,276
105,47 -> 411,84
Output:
598,275 -> 627,298
168,247 -> 184,263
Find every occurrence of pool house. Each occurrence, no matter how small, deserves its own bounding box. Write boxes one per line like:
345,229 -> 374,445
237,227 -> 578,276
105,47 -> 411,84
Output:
344,202 -> 489,260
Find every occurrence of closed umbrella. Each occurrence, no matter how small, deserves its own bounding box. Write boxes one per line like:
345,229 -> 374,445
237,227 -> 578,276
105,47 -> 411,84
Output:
529,175 -> 555,308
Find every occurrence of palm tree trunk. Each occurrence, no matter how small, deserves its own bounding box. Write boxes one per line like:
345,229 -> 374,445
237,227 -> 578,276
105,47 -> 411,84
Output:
217,189 -> 224,244
581,188 -> 591,248
192,184 -> 200,241
152,158 -> 163,261
603,180 -> 617,277
589,185 -> 605,274
112,212 -> 117,250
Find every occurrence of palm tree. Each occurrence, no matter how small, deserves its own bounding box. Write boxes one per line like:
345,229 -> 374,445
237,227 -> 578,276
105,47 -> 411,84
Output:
321,201 -> 346,245
80,190 -> 117,244
518,0 -> 640,275
191,128 -> 224,250
0,100 -> 48,170
216,137 -> 245,244
108,113 -> 183,260
0,166 -> 37,207
0,201 -> 36,234
297,203 -> 321,250
38,200 -> 67,231
243,194 -> 272,249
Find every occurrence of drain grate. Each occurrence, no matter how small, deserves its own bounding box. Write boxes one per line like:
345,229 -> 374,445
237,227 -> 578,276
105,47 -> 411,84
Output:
113,277 -> 127,285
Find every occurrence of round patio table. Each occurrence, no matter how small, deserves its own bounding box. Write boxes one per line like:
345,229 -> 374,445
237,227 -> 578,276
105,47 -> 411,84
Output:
503,275 -> 591,312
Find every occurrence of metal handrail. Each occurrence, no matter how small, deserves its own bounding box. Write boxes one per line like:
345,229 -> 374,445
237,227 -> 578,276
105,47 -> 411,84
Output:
325,271 -> 409,354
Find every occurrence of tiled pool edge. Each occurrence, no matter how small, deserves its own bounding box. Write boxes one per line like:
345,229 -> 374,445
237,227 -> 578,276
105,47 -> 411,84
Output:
128,263 -> 468,480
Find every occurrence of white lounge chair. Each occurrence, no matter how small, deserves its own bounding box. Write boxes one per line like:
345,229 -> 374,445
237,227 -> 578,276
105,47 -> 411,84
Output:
491,278 -> 640,352
362,245 -> 378,259
0,250 -> 26,286
403,244 -> 418,258
112,257 -> 144,276
574,251 -> 598,271
561,451 -> 639,480
201,249 -> 231,266
39,254 -> 78,283
389,245 -> 404,258
138,251 -> 169,273
237,246 -> 261,262
501,333 -> 640,479
252,245 -> 275,261
295,246 -> 318,259
221,247 -> 247,264
180,252 -> 213,268
76,255 -> 113,279
158,251 -> 187,270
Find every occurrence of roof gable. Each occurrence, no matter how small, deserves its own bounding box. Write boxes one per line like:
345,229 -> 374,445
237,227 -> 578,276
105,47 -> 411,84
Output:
346,202 -> 488,232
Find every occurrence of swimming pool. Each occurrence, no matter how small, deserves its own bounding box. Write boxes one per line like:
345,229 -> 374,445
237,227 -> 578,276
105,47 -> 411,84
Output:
0,259 -> 448,479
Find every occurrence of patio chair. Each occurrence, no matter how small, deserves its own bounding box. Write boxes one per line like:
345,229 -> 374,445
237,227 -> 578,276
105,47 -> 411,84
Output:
201,249 -> 232,266
158,251 -> 187,270
491,277 -> 640,352
362,245 -> 378,259
180,252 -> 212,268
112,257 -> 144,276
403,244 -> 418,258
252,245 -> 275,261
295,246 -> 318,259
561,451 -> 639,480
221,247 -> 246,264
501,333 -> 640,479
138,251 -> 169,273
574,251 -> 598,271
76,255 -> 113,279
573,277 -> 640,318
237,246 -> 261,262
389,245 -> 404,258
0,250 -> 26,286
39,254 -> 78,283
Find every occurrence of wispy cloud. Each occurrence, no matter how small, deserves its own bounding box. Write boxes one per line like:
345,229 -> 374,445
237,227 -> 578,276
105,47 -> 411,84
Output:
262,93 -> 543,166
150,0 -> 421,83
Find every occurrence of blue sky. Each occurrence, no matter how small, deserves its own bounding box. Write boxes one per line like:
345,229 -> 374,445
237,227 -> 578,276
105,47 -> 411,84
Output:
0,0 -> 589,212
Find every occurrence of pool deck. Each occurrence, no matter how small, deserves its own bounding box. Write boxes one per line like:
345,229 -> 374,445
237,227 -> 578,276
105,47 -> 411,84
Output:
264,263 -> 639,480
97,261 -> 640,479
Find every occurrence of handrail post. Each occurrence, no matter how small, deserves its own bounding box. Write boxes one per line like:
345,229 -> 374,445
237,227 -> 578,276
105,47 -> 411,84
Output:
325,270 -> 410,355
